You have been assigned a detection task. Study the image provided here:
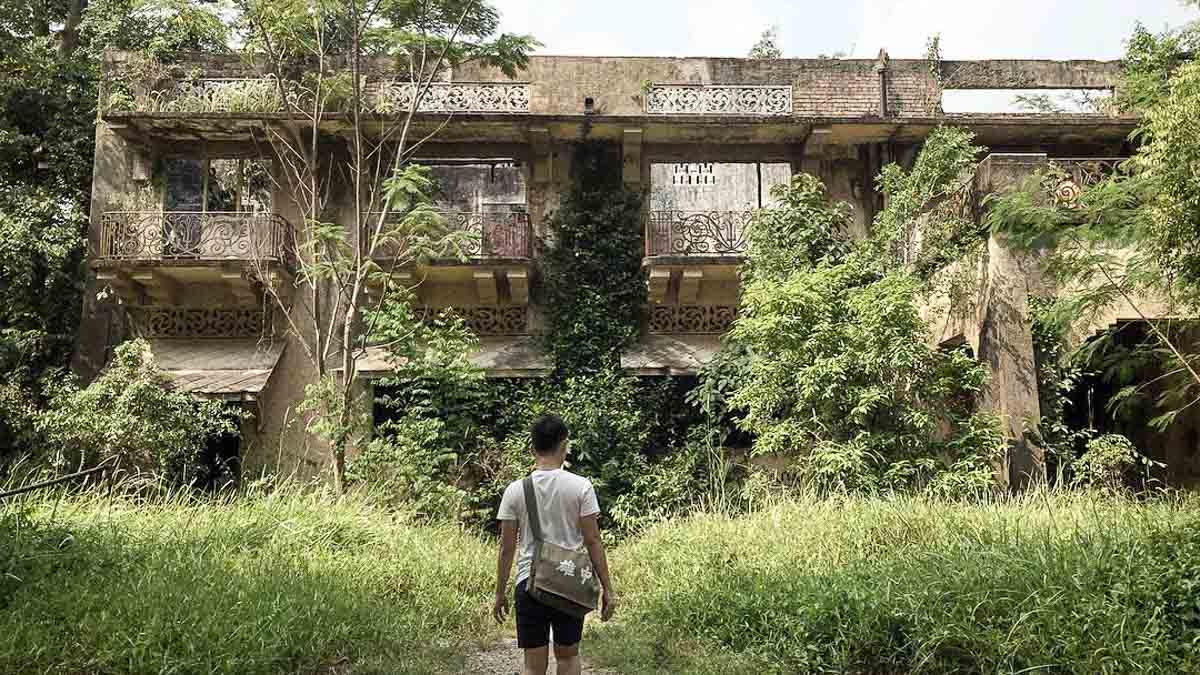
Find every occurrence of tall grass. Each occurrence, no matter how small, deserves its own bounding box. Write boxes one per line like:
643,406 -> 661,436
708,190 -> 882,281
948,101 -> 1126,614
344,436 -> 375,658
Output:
590,490 -> 1200,674
0,482 -> 498,674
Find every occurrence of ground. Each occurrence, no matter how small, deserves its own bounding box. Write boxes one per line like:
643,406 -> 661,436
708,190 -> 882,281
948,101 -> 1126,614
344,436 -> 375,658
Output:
466,636 -> 615,675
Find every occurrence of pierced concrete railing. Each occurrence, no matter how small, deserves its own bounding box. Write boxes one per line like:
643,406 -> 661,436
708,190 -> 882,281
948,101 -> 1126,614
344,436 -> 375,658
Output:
106,75 -> 531,115
644,84 -> 793,116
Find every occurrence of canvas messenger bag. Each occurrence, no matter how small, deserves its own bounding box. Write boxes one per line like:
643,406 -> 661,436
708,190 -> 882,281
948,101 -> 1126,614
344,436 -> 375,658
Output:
522,476 -> 601,619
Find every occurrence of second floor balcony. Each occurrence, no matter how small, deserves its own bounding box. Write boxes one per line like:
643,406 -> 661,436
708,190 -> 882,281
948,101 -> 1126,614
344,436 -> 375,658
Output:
97,211 -> 294,265
370,209 -> 533,262
645,210 -> 752,259
94,211 -> 294,306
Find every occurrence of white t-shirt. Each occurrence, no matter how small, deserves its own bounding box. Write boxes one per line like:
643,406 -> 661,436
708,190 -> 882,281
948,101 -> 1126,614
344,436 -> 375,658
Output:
497,468 -> 601,586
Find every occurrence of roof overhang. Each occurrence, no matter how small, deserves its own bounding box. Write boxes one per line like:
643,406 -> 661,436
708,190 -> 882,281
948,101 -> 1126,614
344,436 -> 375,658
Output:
147,338 -> 286,402
355,335 -> 552,379
621,334 -> 723,376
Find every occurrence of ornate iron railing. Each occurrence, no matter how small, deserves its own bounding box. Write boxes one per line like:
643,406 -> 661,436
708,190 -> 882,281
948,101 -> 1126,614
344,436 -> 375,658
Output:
371,82 -> 531,114
370,210 -> 533,259
1047,158 -> 1128,208
97,212 -> 294,265
644,84 -> 793,115
645,210 -> 753,257
649,305 -> 737,334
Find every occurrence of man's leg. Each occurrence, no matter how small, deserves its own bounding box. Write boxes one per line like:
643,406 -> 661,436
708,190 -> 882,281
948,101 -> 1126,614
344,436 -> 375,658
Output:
550,609 -> 585,675
553,643 -> 581,675
523,646 -> 549,675
515,581 -> 551,675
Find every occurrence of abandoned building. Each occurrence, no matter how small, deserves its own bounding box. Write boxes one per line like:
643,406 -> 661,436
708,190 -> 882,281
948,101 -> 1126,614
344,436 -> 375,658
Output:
74,49 -> 1197,487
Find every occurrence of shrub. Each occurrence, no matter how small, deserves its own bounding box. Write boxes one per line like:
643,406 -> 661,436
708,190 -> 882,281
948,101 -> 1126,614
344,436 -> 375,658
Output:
38,339 -> 236,485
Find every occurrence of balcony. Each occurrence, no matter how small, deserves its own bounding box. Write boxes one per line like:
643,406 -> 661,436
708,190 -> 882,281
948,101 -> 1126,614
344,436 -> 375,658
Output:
371,210 -> 533,261
645,210 -> 752,259
94,211 -> 294,305
901,153 -> 1128,273
369,209 -> 534,307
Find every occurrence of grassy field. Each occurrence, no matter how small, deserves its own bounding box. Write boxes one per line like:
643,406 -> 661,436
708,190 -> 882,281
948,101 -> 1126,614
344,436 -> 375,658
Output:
0,485 -> 499,675
4,486 -> 1200,674
589,492 -> 1200,674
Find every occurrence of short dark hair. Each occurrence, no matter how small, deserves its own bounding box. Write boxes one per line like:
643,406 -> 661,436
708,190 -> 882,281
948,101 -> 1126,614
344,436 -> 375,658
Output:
531,415 -> 569,454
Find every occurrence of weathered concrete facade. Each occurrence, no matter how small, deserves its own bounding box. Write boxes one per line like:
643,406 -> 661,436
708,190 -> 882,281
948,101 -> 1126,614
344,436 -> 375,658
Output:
79,49 -> 1159,484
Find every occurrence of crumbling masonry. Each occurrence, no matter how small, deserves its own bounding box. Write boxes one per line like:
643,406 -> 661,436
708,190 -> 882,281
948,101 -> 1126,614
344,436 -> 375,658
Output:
75,49 -> 1197,486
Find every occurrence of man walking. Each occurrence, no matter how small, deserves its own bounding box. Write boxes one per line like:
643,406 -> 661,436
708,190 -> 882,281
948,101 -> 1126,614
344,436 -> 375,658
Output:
494,415 -> 616,675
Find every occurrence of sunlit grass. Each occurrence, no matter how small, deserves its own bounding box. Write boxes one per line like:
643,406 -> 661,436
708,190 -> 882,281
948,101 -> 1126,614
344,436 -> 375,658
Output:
0,480 -> 499,675
591,490 -> 1200,674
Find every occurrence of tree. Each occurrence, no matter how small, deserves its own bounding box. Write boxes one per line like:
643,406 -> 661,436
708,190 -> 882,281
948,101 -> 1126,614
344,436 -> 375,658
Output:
748,25 -> 782,59
234,0 -> 536,491
0,0 -> 231,464
727,174 -> 1002,495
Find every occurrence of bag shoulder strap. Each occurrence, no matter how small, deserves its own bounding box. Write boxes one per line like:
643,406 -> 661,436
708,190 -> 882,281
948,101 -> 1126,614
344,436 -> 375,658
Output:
521,476 -> 543,543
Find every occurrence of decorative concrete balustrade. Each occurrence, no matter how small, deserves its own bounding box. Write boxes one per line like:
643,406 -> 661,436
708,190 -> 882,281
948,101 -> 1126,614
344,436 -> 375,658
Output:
370,210 -> 533,260
645,210 -> 753,257
97,212 -> 295,266
107,74 -> 531,114
644,84 -> 793,116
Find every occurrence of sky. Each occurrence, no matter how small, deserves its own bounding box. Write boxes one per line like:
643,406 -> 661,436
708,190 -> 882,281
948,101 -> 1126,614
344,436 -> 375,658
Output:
489,0 -> 1197,61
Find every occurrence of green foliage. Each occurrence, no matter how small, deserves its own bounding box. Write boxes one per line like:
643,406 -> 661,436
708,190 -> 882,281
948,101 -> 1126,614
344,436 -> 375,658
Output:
37,340 -> 237,484
872,125 -> 984,277
350,291 -> 487,520
1071,434 -> 1143,490
81,0 -> 230,59
1133,59 -> 1200,307
592,493 -> 1200,674
540,140 -> 644,373
0,485 -> 498,674
1117,20 -> 1200,113
727,160 -> 1003,495
743,173 -> 852,283
747,25 -> 782,59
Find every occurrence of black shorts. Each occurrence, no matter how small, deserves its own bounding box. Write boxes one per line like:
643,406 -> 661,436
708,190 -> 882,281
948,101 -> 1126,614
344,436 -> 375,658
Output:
514,579 -> 584,649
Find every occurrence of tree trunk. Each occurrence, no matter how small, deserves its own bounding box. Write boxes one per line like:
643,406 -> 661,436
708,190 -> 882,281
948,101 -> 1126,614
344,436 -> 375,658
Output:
59,0 -> 87,57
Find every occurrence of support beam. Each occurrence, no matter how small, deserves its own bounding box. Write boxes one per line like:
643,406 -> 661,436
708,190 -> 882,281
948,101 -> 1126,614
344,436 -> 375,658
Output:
222,269 -> 256,305
530,127 -> 552,184
648,268 -> 671,304
130,270 -> 181,305
622,128 -> 643,185
678,269 -> 703,305
474,270 -> 499,306
508,269 -> 529,305
96,269 -> 143,304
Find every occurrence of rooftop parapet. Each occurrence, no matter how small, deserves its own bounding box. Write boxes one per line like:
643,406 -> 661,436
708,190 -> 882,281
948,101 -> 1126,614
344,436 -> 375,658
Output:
101,51 -> 1124,121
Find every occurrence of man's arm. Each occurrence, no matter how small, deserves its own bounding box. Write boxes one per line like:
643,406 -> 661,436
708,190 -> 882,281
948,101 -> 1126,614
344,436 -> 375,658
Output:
493,519 -> 518,623
579,514 -> 616,621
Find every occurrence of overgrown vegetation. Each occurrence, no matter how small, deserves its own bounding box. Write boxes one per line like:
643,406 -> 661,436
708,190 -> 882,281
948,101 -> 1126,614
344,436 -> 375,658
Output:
591,492 -> 1200,675
721,130 -> 1003,495
0,484 -> 497,674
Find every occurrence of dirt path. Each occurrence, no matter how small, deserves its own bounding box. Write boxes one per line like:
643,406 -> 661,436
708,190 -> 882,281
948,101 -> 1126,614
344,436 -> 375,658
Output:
464,637 -> 616,674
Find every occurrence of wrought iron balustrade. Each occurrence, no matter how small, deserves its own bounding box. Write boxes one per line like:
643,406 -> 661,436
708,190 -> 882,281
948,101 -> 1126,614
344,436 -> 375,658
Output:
97,212 -> 295,266
369,210 -> 533,260
644,84 -> 793,116
1047,158 -> 1128,208
645,210 -> 753,257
